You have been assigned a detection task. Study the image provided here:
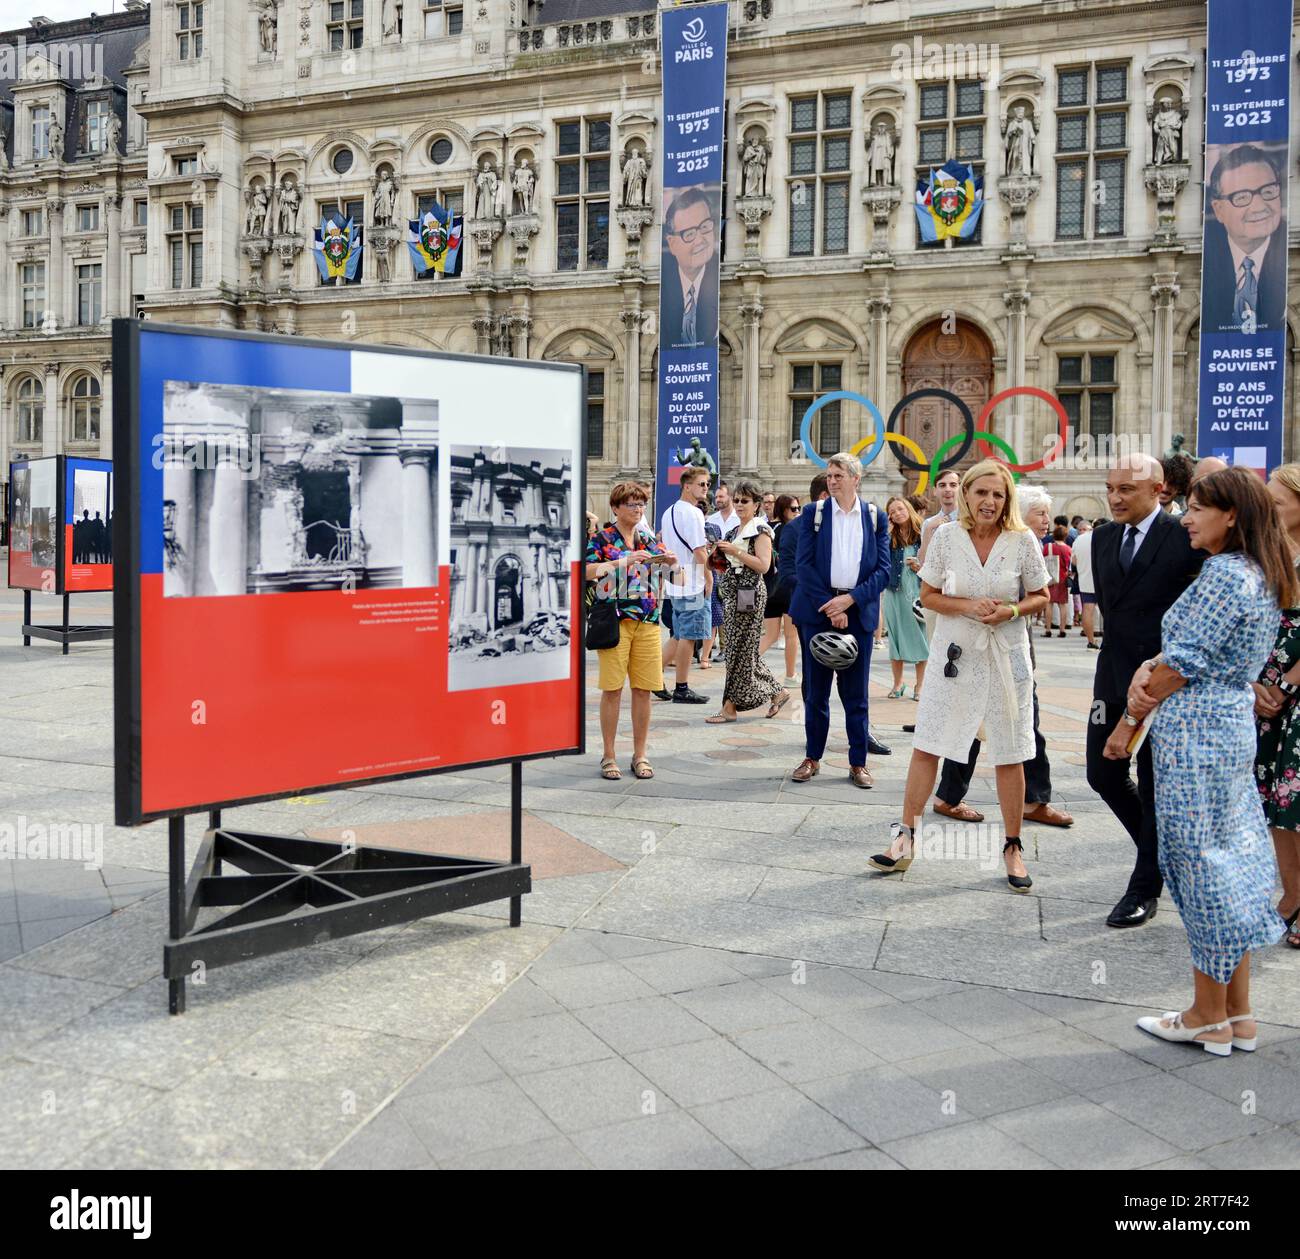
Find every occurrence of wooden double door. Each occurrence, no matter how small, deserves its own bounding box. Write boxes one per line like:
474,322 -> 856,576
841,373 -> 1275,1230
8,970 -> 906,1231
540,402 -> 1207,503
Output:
898,319 -> 993,481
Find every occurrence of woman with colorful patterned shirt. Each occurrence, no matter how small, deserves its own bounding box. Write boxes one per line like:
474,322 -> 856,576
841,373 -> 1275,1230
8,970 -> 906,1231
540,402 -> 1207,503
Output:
584,481 -> 676,781
1253,463 -> 1300,949
1111,468 -> 1294,1055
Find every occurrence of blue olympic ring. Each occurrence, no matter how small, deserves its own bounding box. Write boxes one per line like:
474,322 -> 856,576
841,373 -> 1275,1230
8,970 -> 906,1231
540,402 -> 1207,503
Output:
799,391 -> 885,470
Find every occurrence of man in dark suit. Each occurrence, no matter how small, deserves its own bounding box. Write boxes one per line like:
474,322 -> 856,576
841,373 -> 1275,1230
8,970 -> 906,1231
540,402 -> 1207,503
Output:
789,452 -> 891,788
1088,453 -> 1204,927
661,187 -> 719,349
1202,144 -> 1287,333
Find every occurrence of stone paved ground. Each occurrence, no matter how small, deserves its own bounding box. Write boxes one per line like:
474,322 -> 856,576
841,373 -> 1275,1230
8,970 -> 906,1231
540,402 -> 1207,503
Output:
1,584 -> 1297,1169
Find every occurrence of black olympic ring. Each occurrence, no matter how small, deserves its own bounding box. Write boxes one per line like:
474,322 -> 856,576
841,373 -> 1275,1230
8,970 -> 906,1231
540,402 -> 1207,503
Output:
885,388 -> 976,473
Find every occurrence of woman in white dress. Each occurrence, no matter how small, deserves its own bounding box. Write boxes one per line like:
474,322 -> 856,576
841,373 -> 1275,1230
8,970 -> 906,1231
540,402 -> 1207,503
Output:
870,460 -> 1051,891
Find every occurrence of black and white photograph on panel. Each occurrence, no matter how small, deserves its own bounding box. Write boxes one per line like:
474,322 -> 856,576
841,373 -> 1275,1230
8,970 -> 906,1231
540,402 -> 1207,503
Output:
448,444 -> 573,692
10,465 -> 31,553
160,381 -> 439,596
72,468 -> 111,563
28,459 -> 57,568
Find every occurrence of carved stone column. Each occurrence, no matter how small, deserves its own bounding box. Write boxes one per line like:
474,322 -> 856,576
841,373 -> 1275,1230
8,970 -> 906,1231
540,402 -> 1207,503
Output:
104,195 -> 123,322
1002,289 -> 1030,455
506,212 -> 540,272
467,217 -> 503,276
209,448 -> 249,596
998,175 -> 1040,256
472,314 -> 494,356
99,360 -> 112,459
399,449 -> 436,587
738,298 -> 763,470
1144,163 -> 1190,248
43,363 -> 60,455
508,314 -> 532,358
733,194 -> 773,261
618,307 -> 643,472
46,200 -> 64,330
1150,272 -> 1180,457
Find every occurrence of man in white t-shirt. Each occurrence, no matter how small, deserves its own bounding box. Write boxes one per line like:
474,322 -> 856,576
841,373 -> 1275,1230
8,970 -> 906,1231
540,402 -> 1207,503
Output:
705,480 -> 740,539
657,466 -> 712,703
1073,518 -> 1101,649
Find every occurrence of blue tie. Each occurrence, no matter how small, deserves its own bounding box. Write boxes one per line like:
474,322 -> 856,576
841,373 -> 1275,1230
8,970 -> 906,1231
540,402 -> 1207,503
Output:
1234,257 -> 1258,325
1119,525 -> 1139,574
683,284 -> 697,342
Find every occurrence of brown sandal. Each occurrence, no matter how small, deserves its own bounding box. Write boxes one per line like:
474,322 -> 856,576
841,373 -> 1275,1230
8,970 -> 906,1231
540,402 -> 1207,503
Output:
933,800 -> 984,823
600,758 -> 622,780
630,759 -> 654,779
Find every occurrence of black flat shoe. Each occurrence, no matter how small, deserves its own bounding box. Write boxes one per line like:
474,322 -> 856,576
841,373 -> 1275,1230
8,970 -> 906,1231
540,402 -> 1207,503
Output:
1003,838 -> 1032,893
1106,895 -> 1158,927
866,734 -> 892,756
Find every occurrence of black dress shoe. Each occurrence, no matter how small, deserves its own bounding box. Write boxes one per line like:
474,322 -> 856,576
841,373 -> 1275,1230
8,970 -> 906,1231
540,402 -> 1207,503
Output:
1106,895 -> 1158,928
866,734 -> 892,756
671,687 -> 709,704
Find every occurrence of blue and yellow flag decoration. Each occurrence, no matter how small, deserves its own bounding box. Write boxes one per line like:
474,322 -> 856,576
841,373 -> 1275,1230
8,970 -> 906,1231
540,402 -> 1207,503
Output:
915,160 -> 984,243
313,218 -> 363,280
407,203 -> 462,276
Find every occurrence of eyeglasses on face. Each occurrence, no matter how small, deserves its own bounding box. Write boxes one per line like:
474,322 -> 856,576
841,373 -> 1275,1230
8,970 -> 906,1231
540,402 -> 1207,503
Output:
620,500 -> 647,510
943,643 -> 962,679
670,220 -> 717,244
1215,181 -> 1281,208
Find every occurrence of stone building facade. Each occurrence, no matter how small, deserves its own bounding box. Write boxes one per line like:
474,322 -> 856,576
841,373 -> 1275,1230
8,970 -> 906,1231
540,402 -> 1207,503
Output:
3,0 -> 1299,529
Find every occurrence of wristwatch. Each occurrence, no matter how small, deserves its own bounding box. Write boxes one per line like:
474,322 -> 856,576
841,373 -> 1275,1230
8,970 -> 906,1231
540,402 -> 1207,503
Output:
1279,679 -> 1299,697
1122,710 -> 1140,727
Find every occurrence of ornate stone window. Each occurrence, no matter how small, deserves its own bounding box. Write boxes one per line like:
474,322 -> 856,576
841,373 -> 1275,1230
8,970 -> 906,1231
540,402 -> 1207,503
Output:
20,262 -> 46,329
317,198 -> 363,284
789,362 -> 842,454
31,104 -> 51,160
17,376 -> 44,444
915,78 -> 985,246
1057,353 -> 1116,440
69,374 -> 102,443
1056,63 -> 1129,240
77,263 -> 104,325
555,119 -> 610,271
327,0 -> 364,52
585,370 -> 605,459
85,99 -> 110,154
414,189 -> 464,281
167,203 -> 204,288
422,0 -> 462,38
177,2 -> 205,60
331,147 -> 355,175
430,137 -> 453,165
76,203 -> 101,232
20,208 -> 44,237
788,90 -> 851,257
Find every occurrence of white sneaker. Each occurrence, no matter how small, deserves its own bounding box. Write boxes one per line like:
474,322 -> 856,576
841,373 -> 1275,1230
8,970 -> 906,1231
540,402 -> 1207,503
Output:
1136,1010 -> 1232,1056
1228,1013 -> 1257,1052
783,675 -> 799,688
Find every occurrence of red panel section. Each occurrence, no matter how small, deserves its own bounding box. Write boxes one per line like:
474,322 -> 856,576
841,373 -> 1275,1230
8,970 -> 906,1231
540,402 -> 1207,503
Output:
137,563 -> 582,815
8,550 -> 52,591
63,525 -> 113,592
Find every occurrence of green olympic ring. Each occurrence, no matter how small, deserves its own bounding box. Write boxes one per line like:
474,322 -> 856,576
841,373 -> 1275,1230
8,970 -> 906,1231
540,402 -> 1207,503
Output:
930,430 -> 1023,483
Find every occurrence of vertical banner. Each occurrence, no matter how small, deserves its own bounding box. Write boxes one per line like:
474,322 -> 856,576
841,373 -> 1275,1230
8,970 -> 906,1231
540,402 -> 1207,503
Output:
656,1 -> 728,516
1198,0 -> 1293,474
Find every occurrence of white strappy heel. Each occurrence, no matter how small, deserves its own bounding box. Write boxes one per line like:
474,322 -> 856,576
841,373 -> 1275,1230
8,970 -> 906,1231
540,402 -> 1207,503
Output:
1228,1013 -> 1258,1052
1136,1011 -> 1233,1056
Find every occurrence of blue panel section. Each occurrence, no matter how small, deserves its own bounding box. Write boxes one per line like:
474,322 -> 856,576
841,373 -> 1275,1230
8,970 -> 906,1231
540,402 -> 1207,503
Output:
1197,0 -> 1293,471
137,330 -> 351,573
64,456 -> 112,525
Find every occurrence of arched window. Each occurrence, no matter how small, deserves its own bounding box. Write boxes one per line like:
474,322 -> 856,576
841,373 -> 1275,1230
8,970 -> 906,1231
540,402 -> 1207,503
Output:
16,376 -> 44,445
69,374 -> 101,444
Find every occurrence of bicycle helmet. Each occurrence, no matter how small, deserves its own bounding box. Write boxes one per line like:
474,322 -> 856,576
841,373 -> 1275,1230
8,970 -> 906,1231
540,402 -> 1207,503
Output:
809,631 -> 859,671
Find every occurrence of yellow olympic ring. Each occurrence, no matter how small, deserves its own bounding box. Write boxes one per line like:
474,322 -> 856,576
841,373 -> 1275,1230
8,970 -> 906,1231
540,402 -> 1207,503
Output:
850,430 -> 931,494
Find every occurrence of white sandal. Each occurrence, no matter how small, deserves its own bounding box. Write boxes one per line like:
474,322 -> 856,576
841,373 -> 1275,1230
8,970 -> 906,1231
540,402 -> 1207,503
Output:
1228,1013 -> 1258,1052
1136,1010 -> 1232,1056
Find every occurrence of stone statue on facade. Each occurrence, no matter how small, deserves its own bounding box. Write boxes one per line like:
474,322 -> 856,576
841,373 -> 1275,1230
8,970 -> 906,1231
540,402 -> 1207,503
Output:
275,176 -> 300,235
621,147 -> 648,208
510,158 -> 536,215
381,0 -> 401,40
374,235 -> 393,282
867,121 -> 895,187
741,137 -> 768,198
245,182 -> 270,236
1153,97 -> 1183,165
1003,105 -> 1036,176
258,0 -> 278,55
105,111 -> 122,154
675,437 -> 717,484
0,119 -> 9,171
372,169 -> 397,225
47,115 -> 64,160
475,160 -> 500,219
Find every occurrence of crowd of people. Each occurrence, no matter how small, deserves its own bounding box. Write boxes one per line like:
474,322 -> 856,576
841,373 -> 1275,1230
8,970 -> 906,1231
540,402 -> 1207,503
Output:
584,449 -> 1300,1057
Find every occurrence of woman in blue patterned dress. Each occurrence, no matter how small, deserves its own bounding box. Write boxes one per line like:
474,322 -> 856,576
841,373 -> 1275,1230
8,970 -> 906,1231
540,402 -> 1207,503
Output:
1107,468 -> 1295,1056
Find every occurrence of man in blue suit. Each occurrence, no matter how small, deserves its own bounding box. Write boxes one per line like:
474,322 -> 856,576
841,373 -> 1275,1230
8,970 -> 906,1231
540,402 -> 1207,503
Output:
789,451 -> 891,788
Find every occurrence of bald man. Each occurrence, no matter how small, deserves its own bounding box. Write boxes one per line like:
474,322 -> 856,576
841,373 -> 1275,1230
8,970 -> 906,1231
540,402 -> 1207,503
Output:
1192,455 -> 1229,483
1087,453 -> 1205,928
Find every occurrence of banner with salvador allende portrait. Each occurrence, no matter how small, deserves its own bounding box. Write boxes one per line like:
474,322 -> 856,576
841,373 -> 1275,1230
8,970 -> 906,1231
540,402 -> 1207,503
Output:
1197,0 -> 1294,476
655,1 -> 728,517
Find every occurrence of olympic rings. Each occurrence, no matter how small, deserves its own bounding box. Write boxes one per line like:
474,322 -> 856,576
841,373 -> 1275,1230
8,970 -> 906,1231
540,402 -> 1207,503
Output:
886,389 -> 976,472
799,391 -> 885,469
850,431 -> 932,494
931,430 -> 1022,483
798,385 -> 1060,481
976,387 -> 1070,474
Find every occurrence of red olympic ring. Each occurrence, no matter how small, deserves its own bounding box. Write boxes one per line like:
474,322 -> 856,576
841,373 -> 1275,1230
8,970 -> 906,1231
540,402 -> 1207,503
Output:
976,387 -> 1070,474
